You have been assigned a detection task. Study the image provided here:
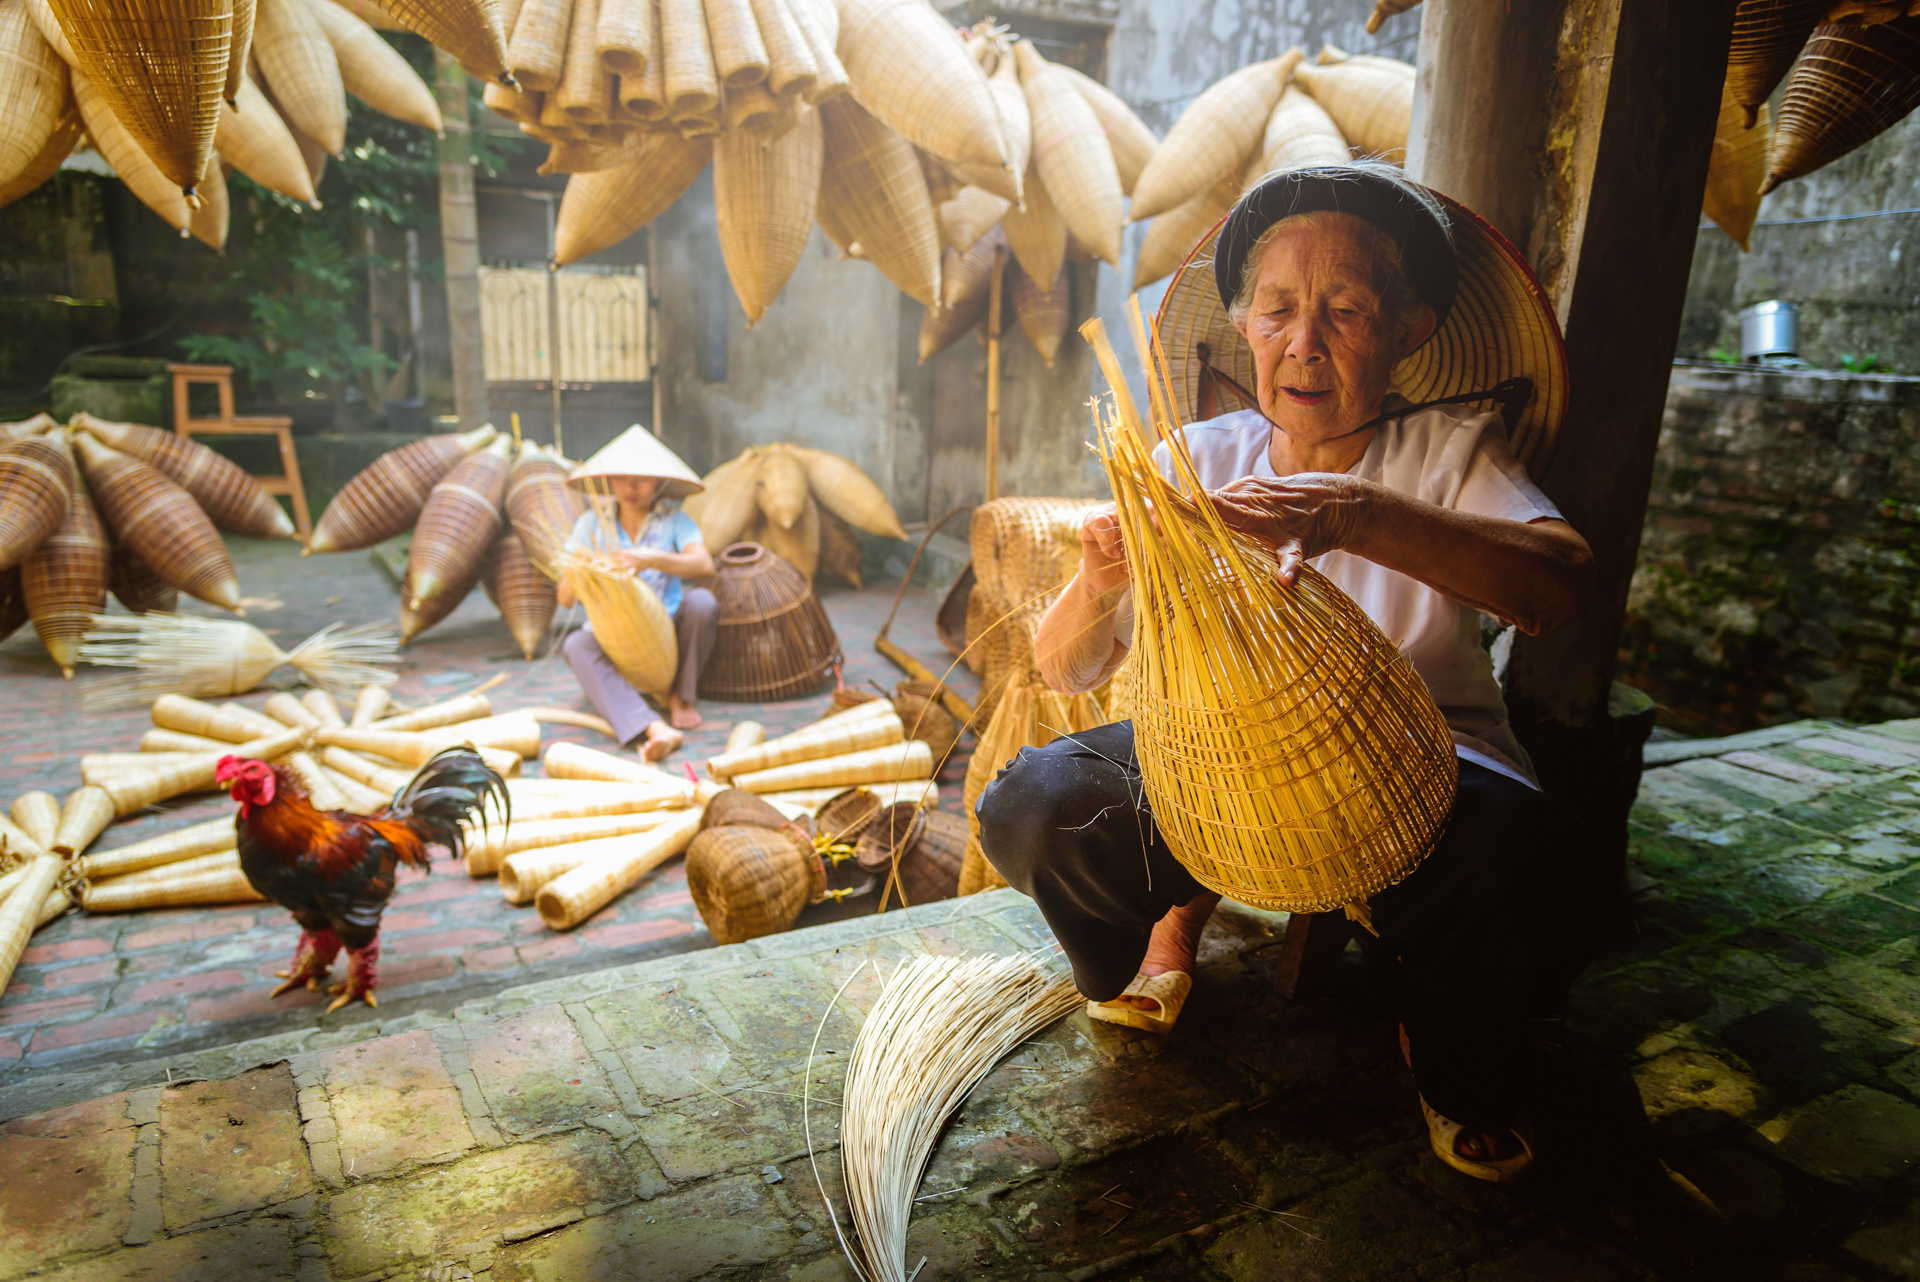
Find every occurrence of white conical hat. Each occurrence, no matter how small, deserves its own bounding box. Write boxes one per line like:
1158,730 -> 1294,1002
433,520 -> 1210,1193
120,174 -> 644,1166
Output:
567,426 -> 705,499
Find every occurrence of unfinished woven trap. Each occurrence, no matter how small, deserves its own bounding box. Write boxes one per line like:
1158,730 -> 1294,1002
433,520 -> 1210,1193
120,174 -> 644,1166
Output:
698,542 -> 841,702
561,547 -> 679,696
79,615 -> 397,709
1094,333 -> 1456,917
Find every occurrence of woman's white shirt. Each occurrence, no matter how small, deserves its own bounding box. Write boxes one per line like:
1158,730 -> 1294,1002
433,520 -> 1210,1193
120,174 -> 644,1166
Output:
1113,400 -> 1562,788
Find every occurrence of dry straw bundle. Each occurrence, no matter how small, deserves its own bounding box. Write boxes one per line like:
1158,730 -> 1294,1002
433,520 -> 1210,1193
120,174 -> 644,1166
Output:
1088,320 -> 1456,918
823,953 -> 1081,1282
698,542 -> 840,701
80,614 -> 397,706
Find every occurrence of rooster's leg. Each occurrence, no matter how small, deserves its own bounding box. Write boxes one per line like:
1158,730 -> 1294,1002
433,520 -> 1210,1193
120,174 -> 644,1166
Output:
326,939 -> 381,1013
272,929 -> 343,998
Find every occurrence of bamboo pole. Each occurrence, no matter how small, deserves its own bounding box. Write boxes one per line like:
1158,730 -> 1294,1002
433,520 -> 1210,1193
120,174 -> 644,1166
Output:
985,242 -> 1005,501
75,817 -> 237,881
0,856 -> 63,998
52,786 -> 114,856
9,793 -> 59,848
468,808 -> 688,875
534,809 -> 703,927
351,683 -> 392,726
369,692 -> 492,732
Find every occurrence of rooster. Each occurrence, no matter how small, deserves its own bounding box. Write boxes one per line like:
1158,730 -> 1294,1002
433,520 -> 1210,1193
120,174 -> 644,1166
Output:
216,747 -> 510,1013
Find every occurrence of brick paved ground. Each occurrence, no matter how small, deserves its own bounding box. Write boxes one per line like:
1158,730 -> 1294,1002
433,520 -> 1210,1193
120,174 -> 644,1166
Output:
0,535 -> 978,1100
3,718 -> 1919,1279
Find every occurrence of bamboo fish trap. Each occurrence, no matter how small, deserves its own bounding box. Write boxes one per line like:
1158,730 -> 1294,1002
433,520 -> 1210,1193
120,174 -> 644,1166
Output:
1000,159 -> 1065,291
1056,62 -> 1156,196
827,953 -> 1081,1282
10,792 -> 59,848
714,105 -> 823,325
957,677 -> 1105,895
787,445 -> 907,539
937,184 -> 1009,255
1128,53 -> 1295,221
0,565 -> 26,643
402,435 -> 512,642
1728,0 -> 1827,129
73,412 -> 296,539
1291,55 -> 1415,165
1090,325 -> 1456,918
109,544 -> 180,615
506,442 -> 586,579
0,93 -> 82,212
552,131 -> 712,264
0,432 -> 72,571
681,448 -> 762,549
1704,85 -> 1770,251
749,494 -> 820,580
378,0 -> 511,85
755,445 -> 809,529
1764,18 -> 1920,195
818,96 -> 942,309
697,542 -> 840,701
72,433 -> 241,610
1136,170 -> 1241,290
214,75 -> 315,206
308,425 -> 496,554
0,0 -> 66,193
562,548 -> 680,694
1014,41 -> 1122,267
307,0 -> 442,131
707,699 -> 901,778
730,740 -> 932,794
45,0 -> 231,193
80,614 -> 397,707
487,533 -> 557,660
1009,258 -> 1070,368
534,807 -> 704,928
22,442 -> 107,677
684,823 -> 823,943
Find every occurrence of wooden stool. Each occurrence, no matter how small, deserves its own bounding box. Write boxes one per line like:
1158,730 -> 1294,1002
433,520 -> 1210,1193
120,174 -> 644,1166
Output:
168,363 -> 311,539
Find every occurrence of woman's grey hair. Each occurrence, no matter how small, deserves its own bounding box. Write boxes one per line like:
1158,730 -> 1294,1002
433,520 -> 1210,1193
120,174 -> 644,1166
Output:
1226,159 -> 1448,341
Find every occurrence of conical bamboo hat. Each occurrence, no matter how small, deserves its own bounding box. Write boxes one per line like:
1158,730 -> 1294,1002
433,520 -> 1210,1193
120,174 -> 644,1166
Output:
567,424 -> 703,498
44,0 -> 230,193
1128,52 -> 1295,221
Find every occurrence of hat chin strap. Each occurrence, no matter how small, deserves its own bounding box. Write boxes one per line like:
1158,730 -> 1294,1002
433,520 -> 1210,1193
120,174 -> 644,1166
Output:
1194,347 -> 1533,448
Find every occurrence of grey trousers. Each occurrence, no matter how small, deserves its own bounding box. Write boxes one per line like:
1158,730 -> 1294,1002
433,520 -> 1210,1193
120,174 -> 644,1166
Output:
562,587 -> 719,744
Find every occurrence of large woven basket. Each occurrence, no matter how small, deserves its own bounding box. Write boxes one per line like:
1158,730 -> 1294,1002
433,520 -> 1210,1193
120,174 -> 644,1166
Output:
1728,0 -> 1827,128
253,0 -> 347,156
698,542 -> 840,701
0,433 -> 73,572
715,104 -> 822,324
21,440 -> 106,676
685,823 -> 821,943
401,437 -> 511,642
74,413 -> 293,539
1764,18 -> 1920,195
1128,53 -> 1293,221
1015,41 -> 1122,266
834,0 -> 1010,191
309,426 -> 495,553
818,97 -> 942,308
45,0 -> 229,193
73,434 -> 240,611
1103,424 -> 1456,915
553,132 -> 712,264
216,75 -> 314,203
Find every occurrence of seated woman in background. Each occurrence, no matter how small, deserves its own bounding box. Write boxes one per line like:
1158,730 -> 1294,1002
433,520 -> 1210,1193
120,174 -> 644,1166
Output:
558,427 -> 718,760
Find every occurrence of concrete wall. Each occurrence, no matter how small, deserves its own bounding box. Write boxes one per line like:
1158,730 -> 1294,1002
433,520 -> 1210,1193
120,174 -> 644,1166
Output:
1619,363 -> 1920,736
1679,107 -> 1920,374
649,0 -> 1415,528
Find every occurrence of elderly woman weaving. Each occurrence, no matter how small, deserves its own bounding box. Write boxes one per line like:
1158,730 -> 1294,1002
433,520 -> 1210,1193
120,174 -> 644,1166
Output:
978,163 -> 1614,1184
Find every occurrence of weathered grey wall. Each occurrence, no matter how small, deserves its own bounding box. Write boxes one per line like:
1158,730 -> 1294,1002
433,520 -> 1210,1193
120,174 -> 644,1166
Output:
649,0 -> 1418,525
1679,109 -> 1920,373
1619,363 -> 1920,736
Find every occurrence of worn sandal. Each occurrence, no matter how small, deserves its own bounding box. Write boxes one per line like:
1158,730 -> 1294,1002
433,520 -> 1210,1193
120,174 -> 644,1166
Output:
1418,1095 -> 1535,1184
1086,971 -> 1191,1035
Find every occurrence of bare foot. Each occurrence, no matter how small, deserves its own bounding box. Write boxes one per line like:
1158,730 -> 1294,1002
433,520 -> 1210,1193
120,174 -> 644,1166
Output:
669,695 -> 703,731
641,719 -> 684,761
1399,1023 -> 1522,1162
1114,892 -> 1219,1013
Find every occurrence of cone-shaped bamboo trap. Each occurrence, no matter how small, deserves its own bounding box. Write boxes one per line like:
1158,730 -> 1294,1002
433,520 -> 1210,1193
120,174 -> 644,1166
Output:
835,0 -> 1010,192
1763,18 -> 1920,195
707,704 -> 902,778
787,445 -> 907,539
402,435 -> 511,643
730,740 -> 931,794
45,0 -> 231,194
80,614 -> 397,708
0,88 -> 81,213
0,432 -> 72,571
506,442 -> 586,578
534,807 -> 704,928
72,433 -> 241,609
818,96 -> 942,308
1128,52 -> 1295,221
22,439 -> 107,677
958,676 -> 1105,895
1087,318 -> 1456,917
11,792 -> 60,848
0,564 -> 27,643
715,102 -> 822,324
1015,40 -> 1122,266
307,0 -> 443,131
74,411 -> 296,538
1056,62 -> 1156,196
489,533 -> 557,659
108,542 -> 179,614
1009,257 -> 1070,367
1135,170 -> 1241,290
552,131 -> 712,264
698,542 -> 840,701
561,547 -> 680,695
1001,159 -> 1065,291
1728,0 -> 1828,129
1291,54 -> 1414,165
0,0 -> 67,193
825,952 -> 1081,1282
1704,85 -> 1770,251
253,0 -> 346,155
685,822 -> 823,943
379,0 -> 510,84
308,425 -> 496,554
682,448 -> 764,550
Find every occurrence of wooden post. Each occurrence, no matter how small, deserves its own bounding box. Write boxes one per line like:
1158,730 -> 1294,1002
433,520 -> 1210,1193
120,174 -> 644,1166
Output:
542,194 -> 564,456
984,244 -> 1006,502
1410,0 -> 1736,850
434,51 -> 489,431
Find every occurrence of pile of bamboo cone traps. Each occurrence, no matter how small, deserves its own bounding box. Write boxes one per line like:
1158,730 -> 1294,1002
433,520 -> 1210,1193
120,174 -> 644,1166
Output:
681,441 -> 905,583
1125,44 -> 1412,291
302,423 -> 589,655
0,414 -> 309,678
2,0 -> 467,248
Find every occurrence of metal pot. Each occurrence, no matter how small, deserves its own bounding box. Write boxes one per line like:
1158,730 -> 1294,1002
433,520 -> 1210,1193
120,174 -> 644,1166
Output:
1740,300 -> 1799,363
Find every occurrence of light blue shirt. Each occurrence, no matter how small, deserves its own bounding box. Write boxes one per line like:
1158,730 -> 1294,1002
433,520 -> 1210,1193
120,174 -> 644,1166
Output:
563,507 -> 704,616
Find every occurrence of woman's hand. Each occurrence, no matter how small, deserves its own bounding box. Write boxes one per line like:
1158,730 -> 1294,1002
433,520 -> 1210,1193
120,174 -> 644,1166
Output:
1208,473 -> 1373,585
1078,505 -> 1130,594
613,547 -> 665,574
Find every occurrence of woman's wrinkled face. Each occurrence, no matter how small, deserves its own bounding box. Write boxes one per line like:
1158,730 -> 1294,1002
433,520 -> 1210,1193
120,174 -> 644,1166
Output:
611,476 -> 661,510
1237,214 -> 1433,443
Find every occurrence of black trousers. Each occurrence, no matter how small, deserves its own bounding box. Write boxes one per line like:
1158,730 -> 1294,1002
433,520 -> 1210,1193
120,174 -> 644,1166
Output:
977,720 -> 1613,1133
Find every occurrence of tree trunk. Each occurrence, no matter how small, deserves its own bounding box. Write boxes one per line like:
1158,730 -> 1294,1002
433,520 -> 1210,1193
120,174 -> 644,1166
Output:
435,50 -> 489,430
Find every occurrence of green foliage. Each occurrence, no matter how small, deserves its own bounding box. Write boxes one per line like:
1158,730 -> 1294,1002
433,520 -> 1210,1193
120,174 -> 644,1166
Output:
1707,347 -> 1741,365
1839,353 -> 1891,375
179,38 -> 528,406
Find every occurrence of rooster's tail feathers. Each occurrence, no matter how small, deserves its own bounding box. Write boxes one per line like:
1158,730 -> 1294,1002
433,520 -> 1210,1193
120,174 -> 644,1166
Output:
388,747 -> 511,858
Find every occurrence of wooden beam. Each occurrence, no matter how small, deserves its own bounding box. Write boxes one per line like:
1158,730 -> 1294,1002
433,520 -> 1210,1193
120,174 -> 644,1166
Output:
435,51 -> 490,431
1410,0 -> 1736,838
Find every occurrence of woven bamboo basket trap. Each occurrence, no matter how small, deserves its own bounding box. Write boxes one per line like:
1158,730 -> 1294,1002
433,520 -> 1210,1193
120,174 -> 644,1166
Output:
1098,406 -> 1457,916
698,542 -> 841,702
